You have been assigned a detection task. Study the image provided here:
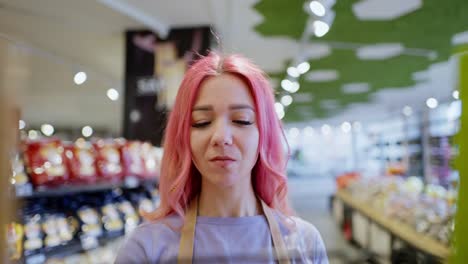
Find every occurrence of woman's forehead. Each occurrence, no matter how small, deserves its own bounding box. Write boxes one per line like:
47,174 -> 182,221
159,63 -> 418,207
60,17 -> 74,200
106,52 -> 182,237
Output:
193,74 -> 255,108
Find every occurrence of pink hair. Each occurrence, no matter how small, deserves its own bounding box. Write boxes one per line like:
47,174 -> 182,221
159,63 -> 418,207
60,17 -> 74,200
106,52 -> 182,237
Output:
144,52 -> 292,221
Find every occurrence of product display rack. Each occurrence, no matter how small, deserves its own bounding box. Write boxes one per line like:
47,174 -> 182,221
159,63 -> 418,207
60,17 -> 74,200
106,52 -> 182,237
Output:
333,189 -> 450,263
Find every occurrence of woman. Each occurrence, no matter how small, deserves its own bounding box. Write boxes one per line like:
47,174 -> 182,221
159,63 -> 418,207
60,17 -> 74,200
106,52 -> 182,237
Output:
115,53 -> 328,263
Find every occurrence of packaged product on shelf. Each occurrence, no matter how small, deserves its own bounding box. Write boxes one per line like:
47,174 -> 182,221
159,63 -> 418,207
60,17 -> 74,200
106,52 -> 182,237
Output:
23,138 -> 69,187
121,140 -> 145,177
10,153 -> 30,186
64,139 -> 98,184
117,200 -> 139,233
77,206 -> 103,237
93,139 -> 124,182
42,214 -> 63,248
7,222 -> 24,260
100,202 -> 124,234
23,213 -> 44,255
138,197 -> 155,216
141,143 -> 162,179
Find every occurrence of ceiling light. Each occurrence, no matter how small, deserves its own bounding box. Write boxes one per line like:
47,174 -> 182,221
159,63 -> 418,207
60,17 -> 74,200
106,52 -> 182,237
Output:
41,124 -> 54,137
107,88 -> 119,101
306,70 -> 338,82
82,126 -> 93,138
356,43 -> 404,60
281,95 -> 293,106
287,67 -> 300,78
313,21 -> 330,37
304,126 -> 315,136
341,122 -> 351,133
289,128 -> 300,138
402,106 -> 413,116
19,120 -> 26,130
297,62 -> 311,74
453,90 -> 459,100
281,79 -> 293,92
352,121 -> 362,131
426,98 -> 438,109
289,82 -> 300,93
275,103 -> 285,120
321,124 -> 331,135
28,130 -> 39,140
74,72 -> 87,85
309,1 -> 326,16
342,83 -> 370,94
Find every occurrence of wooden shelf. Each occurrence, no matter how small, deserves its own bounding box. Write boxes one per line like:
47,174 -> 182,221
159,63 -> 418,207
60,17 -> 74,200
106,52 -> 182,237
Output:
335,190 -> 451,260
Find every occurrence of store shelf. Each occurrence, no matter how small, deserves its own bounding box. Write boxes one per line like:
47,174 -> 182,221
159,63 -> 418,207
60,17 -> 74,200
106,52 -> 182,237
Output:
335,190 -> 451,260
15,177 -> 158,198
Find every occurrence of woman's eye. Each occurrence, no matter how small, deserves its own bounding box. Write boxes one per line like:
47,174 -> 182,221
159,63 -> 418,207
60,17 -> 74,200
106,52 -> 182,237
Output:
233,120 -> 254,126
191,121 -> 211,128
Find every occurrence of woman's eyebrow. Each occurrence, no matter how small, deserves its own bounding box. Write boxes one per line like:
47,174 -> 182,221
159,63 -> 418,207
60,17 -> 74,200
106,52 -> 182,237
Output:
192,104 -> 254,111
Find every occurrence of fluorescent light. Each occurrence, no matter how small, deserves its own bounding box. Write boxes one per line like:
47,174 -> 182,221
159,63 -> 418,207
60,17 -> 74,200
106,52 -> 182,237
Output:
82,126 -> 93,138
352,121 -> 362,131
309,1 -> 326,16
305,70 -> 338,82
341,122 -> 351,133
289,128 -> 300,138
356,43 -> 404,60
453,90 -> 459,100
342,83 -> 370,94
74,72 -> 87,85
287,67 -> 300,78
107,88 -> 119,101
281,95 -> 293,106
321,124 -> 331,135
304,126 -> 315,136
28,130 -> 39,140
313,21 -> 330,37
41,124 -> 54,137
426,98 -> 438,109
297,62 -> 311,74
275,103 -> 285,119
402,106 -> 413,116
19,120 -> 26,130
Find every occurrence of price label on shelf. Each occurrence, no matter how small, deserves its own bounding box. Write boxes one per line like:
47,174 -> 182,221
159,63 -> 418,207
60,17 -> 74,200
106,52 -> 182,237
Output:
25,254 -> 46,264
80,234 -> 99,250
15,183 -> 33,197
124,176 -> 139,188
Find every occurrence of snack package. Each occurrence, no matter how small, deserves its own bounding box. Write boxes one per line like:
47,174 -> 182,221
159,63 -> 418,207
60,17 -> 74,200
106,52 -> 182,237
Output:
141,143 -> 162,179
23,214 -> 44,255
77,207 -> 103,237
42,214 -> 62,248
93,139 -> 124,182
7,222 -> 24,260
100,203 -> 124,233
24,139 -> 69,187
117,200 -> 139,233
121,141 -> 145,178
64,140 -> 98,184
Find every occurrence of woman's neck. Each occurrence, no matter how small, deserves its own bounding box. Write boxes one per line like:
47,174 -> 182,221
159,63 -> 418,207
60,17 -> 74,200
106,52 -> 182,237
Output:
197,179 -> 261,218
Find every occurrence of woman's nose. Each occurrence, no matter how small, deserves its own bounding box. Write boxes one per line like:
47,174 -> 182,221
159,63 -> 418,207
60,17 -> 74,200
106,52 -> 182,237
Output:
211,119 -> 233,146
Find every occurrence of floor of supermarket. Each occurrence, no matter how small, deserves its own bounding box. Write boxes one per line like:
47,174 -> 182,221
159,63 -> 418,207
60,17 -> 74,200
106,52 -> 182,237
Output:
288,175 -> 362,264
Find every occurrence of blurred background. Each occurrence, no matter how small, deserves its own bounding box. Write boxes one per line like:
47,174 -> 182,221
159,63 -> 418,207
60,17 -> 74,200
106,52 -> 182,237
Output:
1,0 -> 466,263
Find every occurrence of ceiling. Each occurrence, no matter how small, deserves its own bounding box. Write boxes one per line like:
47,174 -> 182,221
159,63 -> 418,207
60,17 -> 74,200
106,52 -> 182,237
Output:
0,0 -> 466,134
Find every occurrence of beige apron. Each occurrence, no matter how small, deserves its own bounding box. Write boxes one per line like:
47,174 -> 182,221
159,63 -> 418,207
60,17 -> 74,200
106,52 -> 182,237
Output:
177,196 -> 291,264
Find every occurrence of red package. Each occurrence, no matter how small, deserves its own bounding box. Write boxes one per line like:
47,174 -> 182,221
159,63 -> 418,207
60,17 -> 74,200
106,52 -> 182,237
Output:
122,141 -> 162,179
23,138 -> 69,187
140,142 -> 162,179
121,141 -> 145,178
93,139 -> 124,182
64,140 -> 98,184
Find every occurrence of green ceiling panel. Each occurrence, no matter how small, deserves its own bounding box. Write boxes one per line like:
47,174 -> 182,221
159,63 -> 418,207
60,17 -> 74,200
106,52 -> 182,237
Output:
254,0 -> 468,122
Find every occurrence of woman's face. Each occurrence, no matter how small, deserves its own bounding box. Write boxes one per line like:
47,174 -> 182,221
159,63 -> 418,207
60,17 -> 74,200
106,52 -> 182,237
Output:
190,74 -> 260,188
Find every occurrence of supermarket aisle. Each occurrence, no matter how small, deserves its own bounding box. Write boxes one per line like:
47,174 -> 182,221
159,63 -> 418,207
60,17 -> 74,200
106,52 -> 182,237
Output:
288,176 -> 361,264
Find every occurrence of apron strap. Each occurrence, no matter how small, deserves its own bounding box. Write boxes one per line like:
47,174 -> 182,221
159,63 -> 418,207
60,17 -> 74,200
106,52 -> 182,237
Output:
178,196 -> 198,263
178,196 -> 291,264
261,199 -> 291,264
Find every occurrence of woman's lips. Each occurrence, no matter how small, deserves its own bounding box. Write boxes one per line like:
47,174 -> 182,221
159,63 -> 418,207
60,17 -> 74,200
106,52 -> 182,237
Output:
210,156 -> 236,167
